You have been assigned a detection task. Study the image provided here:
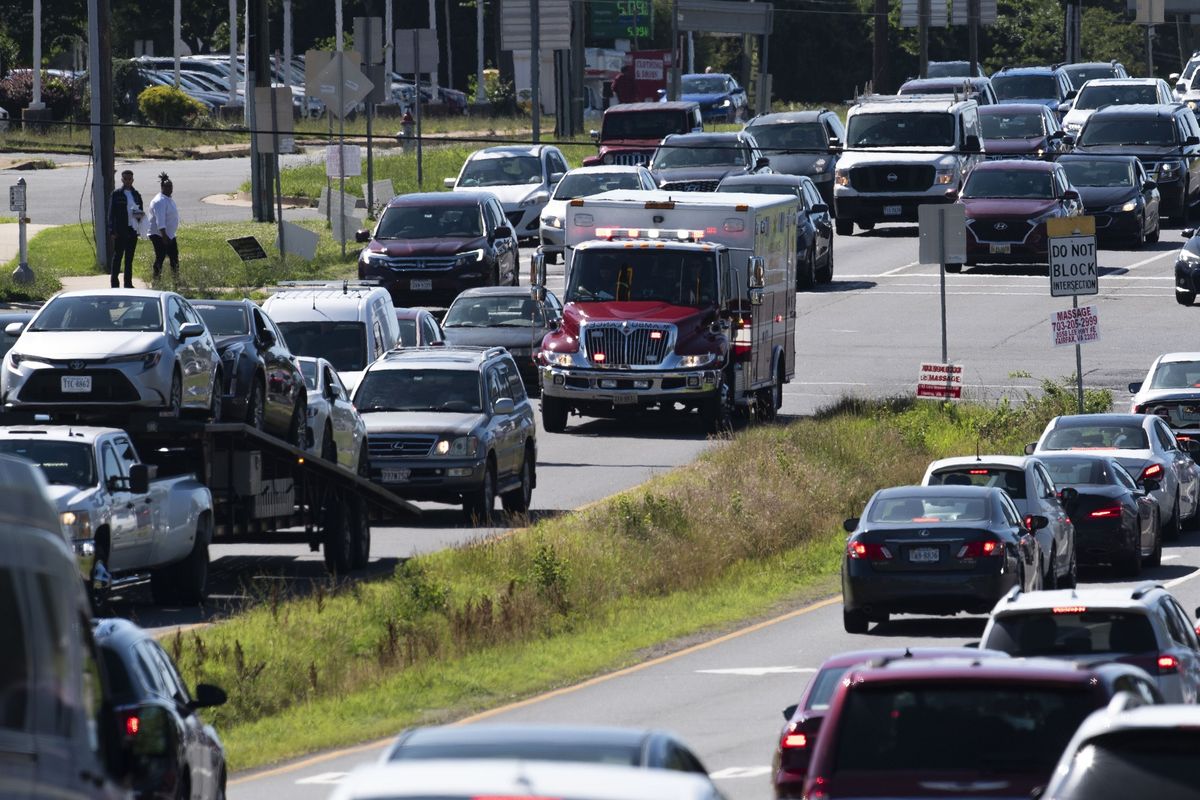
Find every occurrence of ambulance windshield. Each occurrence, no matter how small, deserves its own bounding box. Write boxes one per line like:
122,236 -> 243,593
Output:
566,249 -> 719,307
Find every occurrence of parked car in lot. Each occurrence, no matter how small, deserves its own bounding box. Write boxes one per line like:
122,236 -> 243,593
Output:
772,647 -> 1011,798
978,103 -> 1070,160
441,286 -> 562,393
193,299 -> 307,444
444,145 -> 571,241
539,165 -> 658,263
1058,154 -> 1161,247
93,617 -> 228,800
1060,78 -> 1173,137
354,346 -> 537,522
743,109 -> 845,206
650,131 -> 772,192
676,72 -> 749,122
922,455 -> 1077,588
840,485 -> 1042,633
356,191 -> 520,307
296,356 -> 367,471
1,289 -> 222,420
1029,413 -> 1200,539
979,584 -> 1200,704
801,656 -> 1158,800
395,306 -> 446,347
380,724 -> 710,774
1038,453 -> 1163,575
583,101 -> 704,168
716,173 -> 833,288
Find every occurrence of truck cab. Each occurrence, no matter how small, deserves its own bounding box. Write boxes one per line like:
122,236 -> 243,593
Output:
584,102 -> 703,168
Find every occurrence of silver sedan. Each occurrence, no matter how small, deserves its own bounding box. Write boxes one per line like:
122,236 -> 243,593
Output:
297,356 -> 367,471
2,290 -> 221,418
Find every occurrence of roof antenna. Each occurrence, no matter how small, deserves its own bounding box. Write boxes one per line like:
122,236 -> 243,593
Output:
904,647 -> 913,658
976,441 -> 981,462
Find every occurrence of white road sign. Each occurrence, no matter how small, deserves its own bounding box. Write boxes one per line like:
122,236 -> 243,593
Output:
918,204 -> 966,265
1051,305 -> 1100,347
313,52 -> 374,119
1049,236 -> 1098,297
8,184 -> 25,212
325,145 -> 362,178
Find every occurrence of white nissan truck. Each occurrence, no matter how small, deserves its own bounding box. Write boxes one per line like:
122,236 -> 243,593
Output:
0,425 -> 214,605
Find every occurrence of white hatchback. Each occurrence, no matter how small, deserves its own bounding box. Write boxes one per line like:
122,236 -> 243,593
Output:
296,355 -> 366,471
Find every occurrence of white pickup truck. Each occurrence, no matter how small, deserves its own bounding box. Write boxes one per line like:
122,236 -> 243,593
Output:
0,425 -> 214,605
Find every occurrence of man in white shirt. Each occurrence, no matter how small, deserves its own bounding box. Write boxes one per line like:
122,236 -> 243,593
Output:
148,173 -> 180,284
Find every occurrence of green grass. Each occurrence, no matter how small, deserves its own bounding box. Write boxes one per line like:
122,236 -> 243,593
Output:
169,382 -> 1109,772
0,219 -> 359,300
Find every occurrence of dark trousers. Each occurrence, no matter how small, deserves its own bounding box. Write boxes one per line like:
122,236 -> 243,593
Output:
150,234 -> 179,279
110,227 -> 138,288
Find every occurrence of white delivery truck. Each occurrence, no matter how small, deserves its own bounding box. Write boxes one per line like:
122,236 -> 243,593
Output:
532,189 -> 798,433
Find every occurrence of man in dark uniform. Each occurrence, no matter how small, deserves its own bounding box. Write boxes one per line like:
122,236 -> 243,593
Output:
107,169 -> 144,288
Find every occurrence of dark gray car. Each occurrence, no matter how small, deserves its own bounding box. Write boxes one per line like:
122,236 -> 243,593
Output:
441,286 -> 562,393
743,110 -> 845,206
649,131 -> 772,192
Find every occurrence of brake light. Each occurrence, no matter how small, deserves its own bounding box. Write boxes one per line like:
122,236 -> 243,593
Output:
968,469 -> 989,475
782,732 -> 808,749
1158,655 -> 1179,674
1089,505 -> 1122,518
1141,463 -> 1164,481
956,539 -> 1003,558
123,714 -> 140,736
1132,404 -> 1145,414
1053,606 -> 1088,614
847,540 -> 893,560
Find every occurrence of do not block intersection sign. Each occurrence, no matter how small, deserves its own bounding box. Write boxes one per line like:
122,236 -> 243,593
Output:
1047,216 -> 1098,297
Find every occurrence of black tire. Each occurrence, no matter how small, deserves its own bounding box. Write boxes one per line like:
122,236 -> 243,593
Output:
758,364 -> 784,423
464,460 -> 496,524
501,446 -> 534,514
835,218 -> 854,237
289,397 -> 307,448
1145,511 -> 1163,567
1148,216 -> 1161,243
700,388 -> 732,435
944,262 -> 963,274
797,249 -> 816,291
321,424 -> 337,463
165,369 -> 183,418
843,607 -> 870,634
245,379 -> 265,430
1132,214 -> 1147,249
1120,540 -> 1143,578
541,395 -> 568,433
1165,494 -> 1183,541
349,475 -> 371,571
322,496 -> 353,574
1060,547 -> 1078,589
858,221 -> 875,231
1178,290 -> 1196,307
174,515 -> 211,605
818,240 -> 834,284
208,372 -> 223,422
543,250 -> 559,265
1044,546 -> 1058,590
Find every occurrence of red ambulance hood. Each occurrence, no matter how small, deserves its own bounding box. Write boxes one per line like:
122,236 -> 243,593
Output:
563,301 -> 709,328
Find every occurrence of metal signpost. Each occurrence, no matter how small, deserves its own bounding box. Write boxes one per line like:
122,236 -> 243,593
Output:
1047,215 -> 1098,413
397,29 -> 437,189
9,179 -> 32,284
312,50 -> 373,258
917,203 -> 967,364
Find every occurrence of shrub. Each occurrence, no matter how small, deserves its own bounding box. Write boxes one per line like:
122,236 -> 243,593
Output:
137,85 -> 206,127
0,71 -> 87,123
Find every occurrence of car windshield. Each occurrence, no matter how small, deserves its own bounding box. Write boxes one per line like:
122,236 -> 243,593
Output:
747,123 -> 828,151
31,296 -> 163,332
353,369 -> 481,413
962,170 -> 1055,199
832,685 -> 1097,774
297,359 -> 319,390
1149,360 -> 1200,389
682,75 -> 729,94
567,250 -> 719,307
1075,85 -> 1159,110
1038,456 -> 1116,486
459,155 -> 543,187
1079,117 -> 1177,146
992,73 -> 1059,100
1052,731 -> 1200,799
387,741 -> 640,765
553,172 -> 645,200
0,440 -> 95,487
716,182 -> 800,197
376,205 -> 483,239
987,610 -> 1158,656
927,61 -> 970,77
807,666 -> 854,710
867,494 -> 990,523
845,112 -> 956,148
276,321 -> 367,373
1041,424 -> 1149,450
980,112 -> 1046,139
444,295 -> 545,327
652,141 -> 746,168
1061,159 -> 1135,187
927,467 -> 1027,499
194,304 -> 249,336
601,110 -> 693,139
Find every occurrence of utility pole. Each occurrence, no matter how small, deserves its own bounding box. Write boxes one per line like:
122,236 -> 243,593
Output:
968,0 -> 980,78
531,0 -> 540,143
428,0 -> 439,91
670,0 -> 680,100
476,0 -> 486,103
228,0 -> 237,107
87,0 -> 113,270
31,0 -> 44,110
248,0 -> 275,222
173,0 -> 181,85
284,0 -> 293,88
918,0 -> 930,78
873,0 -> 887,92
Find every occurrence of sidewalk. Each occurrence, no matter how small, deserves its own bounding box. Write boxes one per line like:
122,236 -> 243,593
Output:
0,223 -> 148,290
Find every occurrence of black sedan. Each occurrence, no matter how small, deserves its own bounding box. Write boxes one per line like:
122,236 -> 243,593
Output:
93,618 -> 227,800
441,286 -> 562,393
381,723 -> 710,774
842,485 -> 1042,633
717,173 -> 833,289
1175,226 -> 1200,306
194,299 -> 307,444
1059,155 -> 1161,247
1038,453 -> 1162,576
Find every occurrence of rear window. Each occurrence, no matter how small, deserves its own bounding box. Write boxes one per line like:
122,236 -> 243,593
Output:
98,647 -> 135,702
867,494 -> 990,523
1039,457 -> 1113,486
986,610 -> 1158,656
806,666 -> 854,710
833,685 -> 1097,774
1041,424 -> 1148,451
388,742 -> 640,766
928,467 -> 1026,500
1052,730 -> 1200,799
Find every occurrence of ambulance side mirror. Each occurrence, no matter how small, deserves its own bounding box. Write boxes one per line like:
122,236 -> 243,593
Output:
749,288 -> 765,306
531,251 -> 546,287
748,256 -> 766,290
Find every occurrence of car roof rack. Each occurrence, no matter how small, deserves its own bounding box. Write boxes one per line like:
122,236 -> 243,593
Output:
273,279 -> 383,294
1130,581 -> 1164,600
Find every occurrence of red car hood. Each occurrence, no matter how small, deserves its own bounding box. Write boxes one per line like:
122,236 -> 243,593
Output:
817,770 -> 1042,798
564,301 -> 707,328
961,198 -> 1057,218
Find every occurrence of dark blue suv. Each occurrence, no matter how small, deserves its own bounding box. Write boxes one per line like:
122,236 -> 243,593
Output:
991,66 -> 1077,118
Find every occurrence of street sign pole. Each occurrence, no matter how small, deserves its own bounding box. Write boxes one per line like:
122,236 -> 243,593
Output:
939,207 -> 948,364
10,179 -> 32,285
338,52 -> 346,259
1073,294 -> 1083,413
1047,215 -> 1098,414
919,203 -> 965,373
414,29 -> 423,189
270,86 -> 285,258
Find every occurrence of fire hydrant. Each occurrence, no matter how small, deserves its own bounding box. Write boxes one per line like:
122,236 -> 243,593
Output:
397,111 -> 415,153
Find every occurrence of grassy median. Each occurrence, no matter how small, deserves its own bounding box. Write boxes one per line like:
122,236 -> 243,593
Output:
167,381 -> 1109,771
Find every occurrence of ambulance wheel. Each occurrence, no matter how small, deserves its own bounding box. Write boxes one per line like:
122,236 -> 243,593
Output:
835,219 -> 854,236
541,395 -> 568,433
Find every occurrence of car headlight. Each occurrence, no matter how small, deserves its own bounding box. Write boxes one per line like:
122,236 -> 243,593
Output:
455,248 -> 485,267
1181,248 -> 1200,265
61,510 -> 91,540
362,250 -> 389,263
680,353 -> 716,368
1064,122 -> 1081,134
520,192 -> 549,207
811,158 -> 828,173
434,435 -> 479,457
551,352 -> 575,367
935,167 -> 957,185
110,349 -> 163,370
1117,200 -> 1138,212
1158,162 -> 1182,179
835,168 -> 850,187
542,215 -> 562,229
719,98 -> 732,108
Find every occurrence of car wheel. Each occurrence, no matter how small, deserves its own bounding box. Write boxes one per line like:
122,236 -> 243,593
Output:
321,424 -> 336,462
463,459 -> 496,524
1178,290 -> 1196,307
797,249 -> 816,291
1044,546 -> 1058,590
1148,215 -> 1161,243
944,262 -> 963,274
541,395 -> 568,433
245,378 -> 265,430
843,607 -> 870,634
1120,537 -> 1143,577
350,451 -> 371,570
1166,494 -> 1182,541
1146,510 -> 1163,567
1133,214 -> 1147,248
289,397 -> 307,448
1060,546 -> 1078,589
173,514 -> 211,605
835,219 -> 854,237
322,495 -> 353,574
818,241 -> 834,284
165,369 -> 183,418
510,260 -> 520,286
208,372 -> 222,422
501,446 -> 534,514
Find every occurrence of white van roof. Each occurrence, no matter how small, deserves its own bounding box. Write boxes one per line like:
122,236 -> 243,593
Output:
263,284 -> 391,324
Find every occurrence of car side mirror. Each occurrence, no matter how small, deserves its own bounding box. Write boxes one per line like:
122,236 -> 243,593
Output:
355,229 -> 371,243
1128,381 -> 1142,393
1143,180 -> 1157,191
550,171 -> 565,184
1025,514 -> 1049,532
1061,134 -> 1075,147
1048,130 -> 1066,139
811,203 -> 829,214
443,177 -> 456,189
1057,101 -> 1073,114
589,129 -> 599,142
128,464 -> 150,495
189,683 -> 227,711
1183,228 -> 1197,239
1057,486 -> 1078,512
492,397 -> 516,416
4,321 -> 24,336
259,328 -> 276,347
179,322 -> 205,340
1066,89 -> 1078,101
1171,72 -> 1182,82
325,382 -> 339,401
944,188 -> 960,201
754,157 -> 771,171
531,285 -> 546,303
783,703 -> 798,720
531,251 -> 547,287
963,134 -> 982,153
493,226 -> 512,240
1024,442 -> 1037,455
1062,189 -> 1080,202
843,517 -> 859,532
1141,477 -> 1161,493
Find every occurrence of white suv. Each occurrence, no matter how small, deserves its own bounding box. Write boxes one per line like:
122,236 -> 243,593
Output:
979,583 -> 1200,703
833,96 -> 984,235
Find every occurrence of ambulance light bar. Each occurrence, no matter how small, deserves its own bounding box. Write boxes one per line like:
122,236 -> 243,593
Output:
595,227 -> 709,241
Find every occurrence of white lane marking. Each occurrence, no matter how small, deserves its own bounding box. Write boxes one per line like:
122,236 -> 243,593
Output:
710,767 -> 773,780
841,291 -> 1168,297
1120,250 -> 1177,271
296,772 -> 348,785
837,273 -> 1173,281
697,666 -> 818,676
1163,554 -> 1181,561
880,260 -> 921,276
1166,565 -> 1200,589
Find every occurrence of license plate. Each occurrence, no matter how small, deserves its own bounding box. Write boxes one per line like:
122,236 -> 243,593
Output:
410,279 -> 432,291
613,393 -> 638,405
883,205 -> 902,216
909,547 -> 940,563
61,376 -> 92,393
382,468 -> 411,483
990,243 -> 1011,254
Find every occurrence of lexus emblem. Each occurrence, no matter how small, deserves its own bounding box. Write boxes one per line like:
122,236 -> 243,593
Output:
391,442 -> 407,450
919,529 -> 931,537
994,222 -> 1008,231
886,172 -> 899,183
69,360 -> 85,370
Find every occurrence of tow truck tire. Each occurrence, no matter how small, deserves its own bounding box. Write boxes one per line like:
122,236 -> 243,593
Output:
502,446 -> 534,514
322,497 -> 353,574
542,396 -> 568,433
321,424 -> 337,462
245,380 -> 265,429
835,219 -> 854,236
289,397 -> 307,448
464,459 -> 496,524
350,452 -> 372,570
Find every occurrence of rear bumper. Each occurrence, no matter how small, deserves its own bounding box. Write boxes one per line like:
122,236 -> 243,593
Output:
368,456 -> 487,503
842,558 -> 1014,615
1072,519 -> 1137,564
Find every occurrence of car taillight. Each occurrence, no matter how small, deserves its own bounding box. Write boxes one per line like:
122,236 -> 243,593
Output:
1132,403 -> 1145,414
1089,504 -> 1122,518
781,732 -> 809,749
1158,655 -> 1179,674
733,314 -> 752,361
847,540 -> 892,560
123,713 -> 140,736
1141,463 -> 1164,481
956,539 -> 1003,558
